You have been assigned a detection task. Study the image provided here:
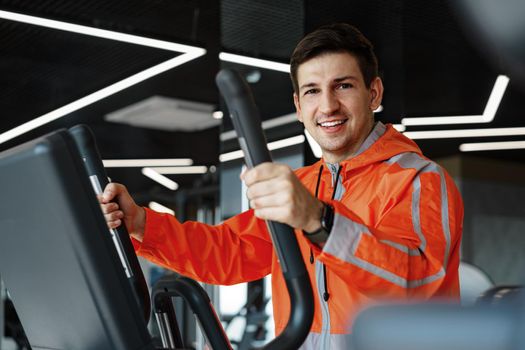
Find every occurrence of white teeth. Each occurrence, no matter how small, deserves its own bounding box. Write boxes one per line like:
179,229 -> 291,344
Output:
320,120 -> 344,127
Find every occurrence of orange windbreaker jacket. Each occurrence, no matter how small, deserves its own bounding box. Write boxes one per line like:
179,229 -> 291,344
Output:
134,122 -> 464,349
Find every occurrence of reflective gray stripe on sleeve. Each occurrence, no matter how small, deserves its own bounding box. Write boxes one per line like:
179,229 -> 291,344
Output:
384,152 -> 452,265
324,150 -> 453,288
379,239 -> 421,256
438,166 -> 451,268
375,173 -> 425,257
408,267 -> 446,288
300,331 -> 354,350
325,213 -> 446,288
411,175 -> 426,253
325,214 -> 408,287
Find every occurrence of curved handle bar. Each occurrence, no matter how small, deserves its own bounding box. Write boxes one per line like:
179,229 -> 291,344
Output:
216,69 -> 314,350
153,276 -> 232,350
69,125 -> 151,322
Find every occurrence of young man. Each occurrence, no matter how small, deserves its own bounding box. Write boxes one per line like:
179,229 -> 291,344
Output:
101,23 -> 463,349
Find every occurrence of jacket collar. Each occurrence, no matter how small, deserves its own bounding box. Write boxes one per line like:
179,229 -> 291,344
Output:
317,121 -> 424,176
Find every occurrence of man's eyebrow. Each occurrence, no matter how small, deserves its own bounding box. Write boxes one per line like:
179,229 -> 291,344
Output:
299,76 -> 359,90
299,82 -> 317,91
334,75 -> 358,83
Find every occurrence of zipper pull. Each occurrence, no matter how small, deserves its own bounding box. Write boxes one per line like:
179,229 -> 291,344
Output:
323,264 -> 330,301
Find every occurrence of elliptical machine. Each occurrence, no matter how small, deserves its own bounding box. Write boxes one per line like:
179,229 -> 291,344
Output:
70,69 -> 315,349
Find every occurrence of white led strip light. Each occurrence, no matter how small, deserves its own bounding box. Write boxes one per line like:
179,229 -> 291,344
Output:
219,52 -> 290,73
401,75 -> 509,126
102,158 -> 193,167
404,127 -> 525,140
0,10 -> 206,144
150,166 -> 208,174
219,135 -> 305,162
459,140 -> 525,152
141,168 -> 179,190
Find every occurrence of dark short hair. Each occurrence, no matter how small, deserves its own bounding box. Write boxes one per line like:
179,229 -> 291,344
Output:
290,23 -> 379,94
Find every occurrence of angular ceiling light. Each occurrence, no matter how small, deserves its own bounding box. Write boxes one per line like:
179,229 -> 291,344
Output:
219,135 -> 305,162
103,158 -> 193,167
150,166 -> 208,174
401,75 -> 509,126
141,167 -> 179,190
0,10 -> 206,145
404,126 -> 525,140
219,52 -> 290,73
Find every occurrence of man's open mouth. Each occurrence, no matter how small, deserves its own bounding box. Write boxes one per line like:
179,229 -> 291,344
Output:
317,119 -> 347,127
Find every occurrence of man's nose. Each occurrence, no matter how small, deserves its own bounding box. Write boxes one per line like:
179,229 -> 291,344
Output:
319,91 -> 339,115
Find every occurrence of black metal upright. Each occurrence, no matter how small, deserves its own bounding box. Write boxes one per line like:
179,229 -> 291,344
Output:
216,68 -> 314,350
69,125 -> 151,322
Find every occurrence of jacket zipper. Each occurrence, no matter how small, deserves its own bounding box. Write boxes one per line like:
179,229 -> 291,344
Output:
310,164 -> 342,302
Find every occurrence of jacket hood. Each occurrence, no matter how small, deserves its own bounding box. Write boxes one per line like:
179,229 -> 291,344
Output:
304,122 -> 423,177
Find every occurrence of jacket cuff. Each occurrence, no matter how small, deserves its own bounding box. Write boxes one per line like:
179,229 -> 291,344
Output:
135,207 -> 167,255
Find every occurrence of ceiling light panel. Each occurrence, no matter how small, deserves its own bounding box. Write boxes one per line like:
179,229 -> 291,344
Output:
0,10 -> 206,145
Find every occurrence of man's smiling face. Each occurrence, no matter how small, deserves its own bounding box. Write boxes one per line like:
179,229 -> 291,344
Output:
294,51 -> 383,163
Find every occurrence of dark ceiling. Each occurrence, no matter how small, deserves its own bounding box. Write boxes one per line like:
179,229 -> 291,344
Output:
1,0 -> 524,206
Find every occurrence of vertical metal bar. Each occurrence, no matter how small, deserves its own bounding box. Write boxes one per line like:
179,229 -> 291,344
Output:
0,276 -> 4,350
195,208 -> 207,350
196,206 -> 222,350
155,311 -> 176,349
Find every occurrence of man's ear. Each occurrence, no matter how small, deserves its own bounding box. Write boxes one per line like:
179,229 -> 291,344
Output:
293,93 -> 303,123
369,77 -> 384,111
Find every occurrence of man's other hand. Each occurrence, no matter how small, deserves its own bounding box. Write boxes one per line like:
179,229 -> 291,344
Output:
99,183 -> 146,242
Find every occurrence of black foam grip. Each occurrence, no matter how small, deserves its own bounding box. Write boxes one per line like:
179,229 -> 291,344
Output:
68,125 -> 151,322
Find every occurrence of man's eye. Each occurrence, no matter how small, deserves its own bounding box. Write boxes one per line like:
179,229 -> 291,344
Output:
304,89 -> 318,95
337,83 -> 352,89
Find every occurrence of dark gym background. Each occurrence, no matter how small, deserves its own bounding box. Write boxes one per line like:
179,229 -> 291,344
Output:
1,0 -> 524,348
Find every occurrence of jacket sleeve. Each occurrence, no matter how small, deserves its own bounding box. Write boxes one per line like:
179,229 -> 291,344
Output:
133,208 -> 273,285
315,161 -> 463,299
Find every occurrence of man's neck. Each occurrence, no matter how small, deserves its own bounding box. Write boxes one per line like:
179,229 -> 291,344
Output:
322,121 -> 377,164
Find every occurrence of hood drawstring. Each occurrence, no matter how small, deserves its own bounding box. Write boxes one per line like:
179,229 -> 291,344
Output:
309,163 -> 342,302
310,164 -> 324,265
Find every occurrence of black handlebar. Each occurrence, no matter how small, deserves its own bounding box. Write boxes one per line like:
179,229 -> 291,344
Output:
153,276 -> 232,350
68,125 -> 151,322
216,69 -> 314,350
